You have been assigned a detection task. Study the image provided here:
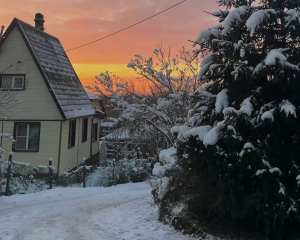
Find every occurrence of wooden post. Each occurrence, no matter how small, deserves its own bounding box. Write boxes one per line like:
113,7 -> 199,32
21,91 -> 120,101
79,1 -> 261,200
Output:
49,158 -> 53,189
82,157 -> 86,188
5,152 -> 13,196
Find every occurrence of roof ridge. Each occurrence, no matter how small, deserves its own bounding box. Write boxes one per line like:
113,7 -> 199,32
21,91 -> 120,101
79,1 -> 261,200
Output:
15,18 -> 59,40
12,18 -> 95,119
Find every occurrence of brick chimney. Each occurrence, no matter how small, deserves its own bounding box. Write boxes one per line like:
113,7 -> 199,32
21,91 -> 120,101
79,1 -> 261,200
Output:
34,13 -> 45,31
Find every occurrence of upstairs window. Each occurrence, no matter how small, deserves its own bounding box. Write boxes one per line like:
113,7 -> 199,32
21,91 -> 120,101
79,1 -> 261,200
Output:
0,75 -> 25,90
82,118 -> 88,143
92,123 -> 98,142
68,120 -> 76,148
14,123 -> 40,152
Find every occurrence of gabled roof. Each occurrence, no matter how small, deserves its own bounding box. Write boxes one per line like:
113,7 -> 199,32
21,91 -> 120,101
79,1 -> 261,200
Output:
1,18 -> 95,119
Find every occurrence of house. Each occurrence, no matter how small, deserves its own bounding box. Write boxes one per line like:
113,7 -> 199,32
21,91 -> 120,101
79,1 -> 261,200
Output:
86,91 -> 106,120
0,13 -> 103,172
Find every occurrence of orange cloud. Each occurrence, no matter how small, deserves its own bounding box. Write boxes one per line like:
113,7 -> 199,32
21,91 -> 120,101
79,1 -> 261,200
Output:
0,0 -> 218,84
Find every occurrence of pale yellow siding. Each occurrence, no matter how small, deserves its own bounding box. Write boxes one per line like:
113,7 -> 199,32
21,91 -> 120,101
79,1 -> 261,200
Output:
0,120 -> 61,168
0,26 -> 62,120
92,118 -> 101,154
0,26 -> 100,172
91,100 -> 101,111
59,116 -> 100,171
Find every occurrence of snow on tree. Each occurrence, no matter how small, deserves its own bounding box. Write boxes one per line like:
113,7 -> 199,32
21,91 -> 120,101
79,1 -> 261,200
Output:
88,45 -> 199,148
158,0 -> 300,239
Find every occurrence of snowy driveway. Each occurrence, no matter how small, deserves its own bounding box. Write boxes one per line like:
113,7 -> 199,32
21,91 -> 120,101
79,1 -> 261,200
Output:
0,182 -> 195,240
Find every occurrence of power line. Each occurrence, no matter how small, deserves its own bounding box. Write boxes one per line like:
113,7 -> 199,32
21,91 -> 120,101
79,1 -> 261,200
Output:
1,0 -> 188,73
66,0 -> 188,52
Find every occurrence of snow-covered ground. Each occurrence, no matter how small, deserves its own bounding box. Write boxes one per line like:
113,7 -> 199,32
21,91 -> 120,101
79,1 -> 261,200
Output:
0,182 -> 198,240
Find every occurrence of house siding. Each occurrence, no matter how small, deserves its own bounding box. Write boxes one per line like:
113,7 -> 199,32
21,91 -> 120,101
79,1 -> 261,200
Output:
0,120 -> 60,168
59,116 -> 100,171
92,118 -> 101,154
0,25 -> 100,172
0,26 -> 62,120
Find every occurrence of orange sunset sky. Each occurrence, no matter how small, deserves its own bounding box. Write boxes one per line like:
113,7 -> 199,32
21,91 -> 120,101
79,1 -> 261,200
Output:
1,0 -> 217,86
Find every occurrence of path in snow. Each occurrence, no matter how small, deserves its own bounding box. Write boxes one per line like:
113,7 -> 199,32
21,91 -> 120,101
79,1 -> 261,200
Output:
0,182 -> 196,240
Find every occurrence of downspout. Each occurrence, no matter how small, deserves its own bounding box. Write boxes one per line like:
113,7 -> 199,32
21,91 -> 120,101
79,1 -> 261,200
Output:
0,26 -> 5,148
90,116 -> 95,161
0,120 -> 4,148
76,118 -> 80,164
56,120 -> 62,180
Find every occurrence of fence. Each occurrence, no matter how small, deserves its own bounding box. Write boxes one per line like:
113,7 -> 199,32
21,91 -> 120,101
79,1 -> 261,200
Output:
0,156 -> 151,196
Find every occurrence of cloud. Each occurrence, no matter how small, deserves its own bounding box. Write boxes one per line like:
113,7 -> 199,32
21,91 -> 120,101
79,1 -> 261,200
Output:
1,0 -> 219,80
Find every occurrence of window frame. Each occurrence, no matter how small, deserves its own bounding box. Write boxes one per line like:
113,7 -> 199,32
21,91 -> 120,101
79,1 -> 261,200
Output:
0,74 -> 25,91
81,118 -> 88,143
92,123 -> 98,142
68,120 -> 76,149
13,122 -> 41,152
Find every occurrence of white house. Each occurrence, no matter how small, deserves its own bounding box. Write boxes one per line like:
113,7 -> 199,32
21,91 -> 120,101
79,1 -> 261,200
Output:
0,13 -> 103,172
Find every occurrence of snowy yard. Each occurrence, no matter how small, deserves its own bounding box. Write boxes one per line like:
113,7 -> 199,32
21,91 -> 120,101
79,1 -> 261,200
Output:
0,182 -> 197,240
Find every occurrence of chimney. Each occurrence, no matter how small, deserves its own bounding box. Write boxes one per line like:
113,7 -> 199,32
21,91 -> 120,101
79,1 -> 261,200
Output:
34,13 -> 45,31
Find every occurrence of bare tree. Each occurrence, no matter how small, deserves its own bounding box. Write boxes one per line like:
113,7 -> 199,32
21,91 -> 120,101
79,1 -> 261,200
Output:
87,45 -> 199,145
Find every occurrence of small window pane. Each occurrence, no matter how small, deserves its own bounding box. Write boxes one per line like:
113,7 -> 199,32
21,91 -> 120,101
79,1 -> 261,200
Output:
2,77 -> 12,89
69,120 -> 76,147
28,123 -> 40,150
14,77 -> 24,89
92,123 -> 98,141
28,137 -> 39,150
16,137 -> 27,149
17,124 -> 28,136
82,119 -> 88,142
29,123 -> 40,138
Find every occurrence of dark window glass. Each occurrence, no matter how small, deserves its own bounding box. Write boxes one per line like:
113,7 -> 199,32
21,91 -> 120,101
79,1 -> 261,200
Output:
28,123 -> 40,150
1,76 -> 24,90
2,76 -> 13,89
14,77 -> 24,89
68,120 -> 76,148
15,123 -> 40,151
82,118 -> 88,142
92,123 -> 98,141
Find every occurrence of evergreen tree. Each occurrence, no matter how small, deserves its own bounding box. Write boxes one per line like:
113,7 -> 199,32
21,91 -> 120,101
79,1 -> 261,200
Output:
165,0 -> 300,238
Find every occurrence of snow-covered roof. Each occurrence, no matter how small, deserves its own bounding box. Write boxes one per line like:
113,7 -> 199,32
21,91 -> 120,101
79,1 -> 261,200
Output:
86,91 -> 100,100
95,109 -> 105,119
102,128 -> 130,141
100,122 -> 117,128
3,18 -> 95,119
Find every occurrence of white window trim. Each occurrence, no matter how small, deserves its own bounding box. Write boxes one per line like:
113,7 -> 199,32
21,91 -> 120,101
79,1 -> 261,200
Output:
16,124 -> 30,150
1,76 -> 25,90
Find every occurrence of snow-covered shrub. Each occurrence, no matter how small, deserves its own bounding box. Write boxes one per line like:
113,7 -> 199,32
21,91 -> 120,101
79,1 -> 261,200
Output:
86,158 -> 150,187
57,165 -> 95,187
1,161 -> 49,195
159,0 -> 300,239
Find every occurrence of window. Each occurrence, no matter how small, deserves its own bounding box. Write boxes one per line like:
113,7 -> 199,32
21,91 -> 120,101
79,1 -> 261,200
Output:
92,123 -> 98,142
1,75 -> 25,90
82,118 -> 88,143
14,123 -> 40,151
68,120 -> 76,148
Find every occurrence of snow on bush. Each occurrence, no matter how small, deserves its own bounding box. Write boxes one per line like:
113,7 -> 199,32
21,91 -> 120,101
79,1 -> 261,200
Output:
215,89 -> 229,113
152,147 -> 177,178
1,160 -> 49,195
246,9 -> 277,37
86,159 -> 150,187
280,100 -> 297,118
203,121 -> 225,146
